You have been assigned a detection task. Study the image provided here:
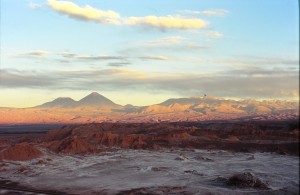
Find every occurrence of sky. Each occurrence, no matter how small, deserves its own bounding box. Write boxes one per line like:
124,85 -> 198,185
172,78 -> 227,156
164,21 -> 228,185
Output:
0,0 -> 299,107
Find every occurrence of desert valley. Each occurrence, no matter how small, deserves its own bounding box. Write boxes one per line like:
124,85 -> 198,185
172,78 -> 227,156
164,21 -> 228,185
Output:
0,93 -> 299,194
1,0 -> 299,194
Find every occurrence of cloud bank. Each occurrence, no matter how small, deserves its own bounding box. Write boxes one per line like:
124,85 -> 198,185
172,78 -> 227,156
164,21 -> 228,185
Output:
1,68 -> 298,99
47,0 -> 208,29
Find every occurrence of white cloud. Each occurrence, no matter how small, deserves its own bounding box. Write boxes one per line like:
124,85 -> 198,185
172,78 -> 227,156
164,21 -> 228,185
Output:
28,2 -> 42,9
140,56 -> 170,60
125,16 -> 208,29
48,0 -> 209,29
75,55 -> 125,60
180,9 -> 229,17
48,0 -> 121,25
224,56 -> 299,67
146,36 -> 185,45
135,36 -> 210,52
58,52 -> 126,61
13,50 -> 49,58
30,50 -> 48,55
204,31 -> 223,38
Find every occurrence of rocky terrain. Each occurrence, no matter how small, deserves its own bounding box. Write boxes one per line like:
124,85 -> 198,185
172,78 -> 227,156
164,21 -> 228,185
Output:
0,92 -> 298,124
0,148 -> 298,194
0,120 -> 298,194
0,94 -> 298,194
0,120 -> 298,161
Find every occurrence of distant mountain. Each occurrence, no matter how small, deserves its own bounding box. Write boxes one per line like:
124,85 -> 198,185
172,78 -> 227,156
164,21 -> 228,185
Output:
38,92 -> 122,109
124,104 -> 142,113
160,96 -> 224,106
77,92 -> 120,107
140,96 -> 299,115
39,97 -> 77,108
2,94 -> 297,124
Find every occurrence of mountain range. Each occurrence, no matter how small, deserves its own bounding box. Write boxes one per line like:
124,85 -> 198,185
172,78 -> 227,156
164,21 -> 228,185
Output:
38,92 -> 121,108
0,92 -> 298,124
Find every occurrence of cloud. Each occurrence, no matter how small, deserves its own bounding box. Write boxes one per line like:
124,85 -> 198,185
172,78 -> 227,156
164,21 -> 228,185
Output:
143,36 -> 211,49
146,36 -> 185,45
140,56 -> 170,61
48,0 -> 121,25
47,0 -> 209,30
55,68 -> 147,83
58,52 -> 126,61
57,59 -> 71,64
119,36 -> 210,57
147,69 -> 299,99
1,68 -> 298,99
27,50 -> 48,56
11,50 -> 129,64
28,2 -> 42,9
108,62 -> 131,67
75,55 -> 125,61
0,69 -> 55,87
222,56 -> 299,67
125,16 -> 208,30
13,50 -> 48,58
249,57 -> 299,66
180,9 -> 229,17
203,31 -> 223,38
61,52 -> 76,58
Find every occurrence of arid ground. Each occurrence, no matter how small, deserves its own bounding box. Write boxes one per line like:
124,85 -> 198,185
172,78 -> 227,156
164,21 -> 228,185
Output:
0,120 -> 298,194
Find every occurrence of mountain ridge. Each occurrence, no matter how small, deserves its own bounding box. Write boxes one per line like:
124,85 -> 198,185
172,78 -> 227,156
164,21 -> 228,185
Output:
38,92 -> 121,108
36,92 -> 299,114
38,97 -> 77,108
0,92 -> 298,124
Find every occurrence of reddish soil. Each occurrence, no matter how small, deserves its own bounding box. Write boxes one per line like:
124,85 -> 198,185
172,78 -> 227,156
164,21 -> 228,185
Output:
47,136 -> 100,155
0,142 -> 42,161
42,120 -> 299,155
0,120 -> 298,161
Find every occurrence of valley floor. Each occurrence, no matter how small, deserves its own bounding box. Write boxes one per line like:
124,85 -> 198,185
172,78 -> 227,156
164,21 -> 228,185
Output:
0,149 -> 299,195
0,120 -> 299,194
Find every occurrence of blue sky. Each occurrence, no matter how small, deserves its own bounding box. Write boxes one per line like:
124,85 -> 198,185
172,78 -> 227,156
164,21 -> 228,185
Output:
0,0 -> 299,107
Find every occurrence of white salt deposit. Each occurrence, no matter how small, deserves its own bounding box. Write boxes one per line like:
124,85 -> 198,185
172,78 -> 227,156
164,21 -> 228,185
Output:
1,149 -> 298,194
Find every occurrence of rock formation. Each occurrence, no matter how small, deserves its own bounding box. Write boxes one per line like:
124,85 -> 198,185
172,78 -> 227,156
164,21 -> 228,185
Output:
227,172 -> 270,189
0,120 -> 298,161
0,143 -> 42,161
